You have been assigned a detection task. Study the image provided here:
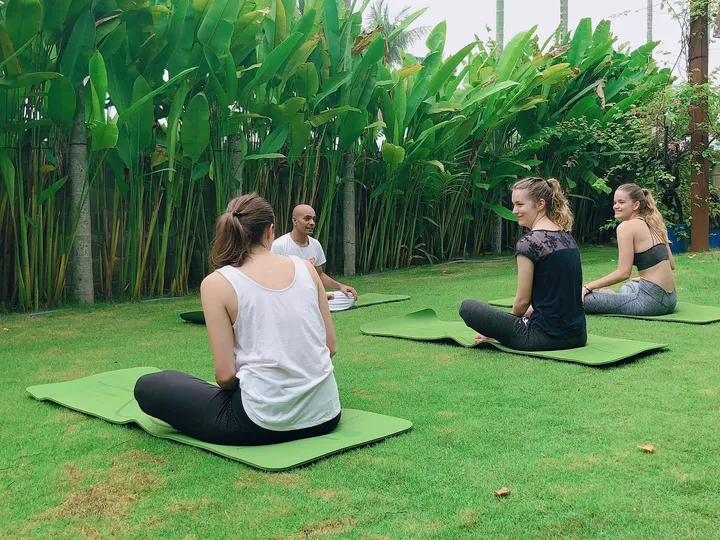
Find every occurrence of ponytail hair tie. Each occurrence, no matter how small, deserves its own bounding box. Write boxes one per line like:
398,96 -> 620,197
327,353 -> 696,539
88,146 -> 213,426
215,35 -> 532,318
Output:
232,211 -> 245,219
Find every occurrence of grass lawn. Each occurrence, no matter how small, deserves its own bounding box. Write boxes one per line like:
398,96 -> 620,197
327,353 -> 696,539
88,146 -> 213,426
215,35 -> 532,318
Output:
1,247 -> 720,539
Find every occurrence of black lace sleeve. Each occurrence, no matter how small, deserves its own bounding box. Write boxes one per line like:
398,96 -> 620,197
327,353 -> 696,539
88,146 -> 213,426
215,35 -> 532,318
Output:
515,232 -> 542,263
515,230 -> 578,263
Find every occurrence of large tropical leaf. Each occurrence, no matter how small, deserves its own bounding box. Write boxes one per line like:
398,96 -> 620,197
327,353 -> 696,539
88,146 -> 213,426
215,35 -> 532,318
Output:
338,109 -> 368,151
309,105 -> 360,127
295,62 -> 319,101
117,66 -> 197,127
425,42 -> 475,97
59,10 -> 96,88
240,32 -> 303,101
425,21 -> 446,54
197,0 -> 241,58
0,23 -> 23,76
128,75 -> 154,152
350,35 -> 384,87
322,0 -> 340,69
381,141 -> 405,174
495,27 -> 536,81
313,71 -> 352,106
279,37 -> 319,92
42,0 -> 72,34
484,203 -> 518,221
48,75 -> 75,125
259,124 -> 289,154
166,79 -> 192,183
5,0 -> 41,54
90,119 -> 118,151
287,114 -> 311,163
567,18 -> 592,67
181,92 -> 210,162
88,51 -> 107,122
0,71 -> 60,87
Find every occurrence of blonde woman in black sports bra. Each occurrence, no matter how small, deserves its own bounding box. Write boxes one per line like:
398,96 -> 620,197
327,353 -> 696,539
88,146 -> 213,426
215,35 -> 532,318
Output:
582,183 -> 677,316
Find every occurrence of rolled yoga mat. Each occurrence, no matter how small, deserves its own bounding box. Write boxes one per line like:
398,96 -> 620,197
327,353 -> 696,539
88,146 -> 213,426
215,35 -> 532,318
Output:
360,308 -> 668,366
488,296 -> 720,325
180,293 -> 411,324
27,367 -> 413,471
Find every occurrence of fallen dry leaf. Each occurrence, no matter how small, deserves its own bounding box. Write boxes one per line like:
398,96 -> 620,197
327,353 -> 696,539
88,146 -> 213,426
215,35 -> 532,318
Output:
494,487 -> 511,498
441,269 -> 447,274
2,328 -> 8,331
637,444 -> 655,453
688,254 -> 697,259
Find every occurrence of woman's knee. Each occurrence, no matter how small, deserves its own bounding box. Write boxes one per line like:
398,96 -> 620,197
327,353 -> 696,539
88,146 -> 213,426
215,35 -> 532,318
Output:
134,372 -> 165,408
459,299 -> 479,321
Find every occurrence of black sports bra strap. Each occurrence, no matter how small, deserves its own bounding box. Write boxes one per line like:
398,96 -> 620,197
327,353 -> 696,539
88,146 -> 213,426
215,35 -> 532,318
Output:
643,219 -> 663,246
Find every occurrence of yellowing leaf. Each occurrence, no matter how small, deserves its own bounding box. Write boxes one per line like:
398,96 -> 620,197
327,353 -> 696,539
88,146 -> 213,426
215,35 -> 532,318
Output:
398,64 -> 423,79
637,444 -> 655,453
494,487 -> 511,497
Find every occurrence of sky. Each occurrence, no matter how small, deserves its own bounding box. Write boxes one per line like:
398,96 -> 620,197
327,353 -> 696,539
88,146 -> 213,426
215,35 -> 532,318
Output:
379,0 -> 720,80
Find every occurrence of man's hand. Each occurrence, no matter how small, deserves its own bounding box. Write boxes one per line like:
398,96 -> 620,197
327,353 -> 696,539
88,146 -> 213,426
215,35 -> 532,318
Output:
340,284 -> 358,300
326,292 -> 335,300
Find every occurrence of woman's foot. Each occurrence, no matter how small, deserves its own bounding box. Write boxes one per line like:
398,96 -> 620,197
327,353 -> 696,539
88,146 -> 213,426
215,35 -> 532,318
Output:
475,333 -> 499,344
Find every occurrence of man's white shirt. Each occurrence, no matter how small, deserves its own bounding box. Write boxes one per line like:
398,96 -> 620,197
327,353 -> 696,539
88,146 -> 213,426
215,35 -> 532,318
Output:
271,233 -> 327,267
271,233 -> 356,311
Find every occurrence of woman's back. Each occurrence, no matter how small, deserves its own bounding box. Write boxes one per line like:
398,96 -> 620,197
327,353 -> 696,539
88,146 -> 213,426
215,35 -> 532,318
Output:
517,230 -> 586,339
625,219 -> 676,292
216,254 -> 340,431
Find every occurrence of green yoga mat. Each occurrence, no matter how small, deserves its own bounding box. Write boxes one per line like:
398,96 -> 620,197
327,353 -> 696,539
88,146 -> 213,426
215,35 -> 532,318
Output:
360,309 -> 667,366
27,368 -> 412,471
488,296 -> 720,325
180,293 -> 411,324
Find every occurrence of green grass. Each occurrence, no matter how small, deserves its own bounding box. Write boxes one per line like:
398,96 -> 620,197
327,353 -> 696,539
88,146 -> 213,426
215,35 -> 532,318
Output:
1,247 -> 720,539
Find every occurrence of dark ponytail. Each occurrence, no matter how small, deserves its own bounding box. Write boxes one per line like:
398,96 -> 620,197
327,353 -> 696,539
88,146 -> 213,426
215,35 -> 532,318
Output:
209,193 -> 275,270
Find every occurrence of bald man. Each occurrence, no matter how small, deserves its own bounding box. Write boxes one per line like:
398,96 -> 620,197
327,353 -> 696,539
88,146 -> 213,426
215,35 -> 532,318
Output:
271,204 -> 358,311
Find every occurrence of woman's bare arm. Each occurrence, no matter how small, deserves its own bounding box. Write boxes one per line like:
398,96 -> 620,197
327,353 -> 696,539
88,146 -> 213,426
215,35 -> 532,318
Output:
512,255 -> 534,317
200,273 -> 239,389
307,261 -> 337,358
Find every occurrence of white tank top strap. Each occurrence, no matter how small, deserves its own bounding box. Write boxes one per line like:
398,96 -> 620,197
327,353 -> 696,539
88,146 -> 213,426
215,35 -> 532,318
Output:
289,255 -> 317,289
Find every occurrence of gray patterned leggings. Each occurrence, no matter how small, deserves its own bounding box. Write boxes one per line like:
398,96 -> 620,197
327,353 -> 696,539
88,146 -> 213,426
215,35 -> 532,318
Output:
584,279 -> 677,316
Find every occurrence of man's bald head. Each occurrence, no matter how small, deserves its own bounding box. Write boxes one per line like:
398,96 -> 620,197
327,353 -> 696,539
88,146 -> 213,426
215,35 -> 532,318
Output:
292,204 -> 315,220
291,204 -> 316,236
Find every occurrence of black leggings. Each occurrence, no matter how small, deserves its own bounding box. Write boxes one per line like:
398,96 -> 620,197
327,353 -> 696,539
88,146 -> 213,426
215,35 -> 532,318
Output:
134,370 -> 341,446
459,300 -> 587,351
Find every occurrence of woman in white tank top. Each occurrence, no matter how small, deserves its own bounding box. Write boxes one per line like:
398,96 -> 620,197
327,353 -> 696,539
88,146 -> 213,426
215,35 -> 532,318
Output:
134,193 -> 341,445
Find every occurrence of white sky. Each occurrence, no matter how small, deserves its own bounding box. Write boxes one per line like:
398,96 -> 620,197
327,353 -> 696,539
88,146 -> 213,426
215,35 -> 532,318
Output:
382,0 -> 720,80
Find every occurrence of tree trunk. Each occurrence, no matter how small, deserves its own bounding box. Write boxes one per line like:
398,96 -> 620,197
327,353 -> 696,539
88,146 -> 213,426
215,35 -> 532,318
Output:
342,150 -> 356,276
647,0 -> 653,43
491,0 -> 504,254
559,0 -> 569,42
689,0 -> 709,251
69,85 -> 94,303
496,0 -> 504,55
341,0 -> 356,275
229,133 -> 244,196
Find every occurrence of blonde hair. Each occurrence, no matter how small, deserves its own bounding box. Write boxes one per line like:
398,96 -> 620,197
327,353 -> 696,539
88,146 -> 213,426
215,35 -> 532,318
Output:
616,183 -> 669,244
512,177 -> 574,232
209,193 -> 275,270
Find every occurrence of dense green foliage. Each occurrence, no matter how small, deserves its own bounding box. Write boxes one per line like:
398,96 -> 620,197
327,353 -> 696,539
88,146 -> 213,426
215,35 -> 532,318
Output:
0,0 -> 670,310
